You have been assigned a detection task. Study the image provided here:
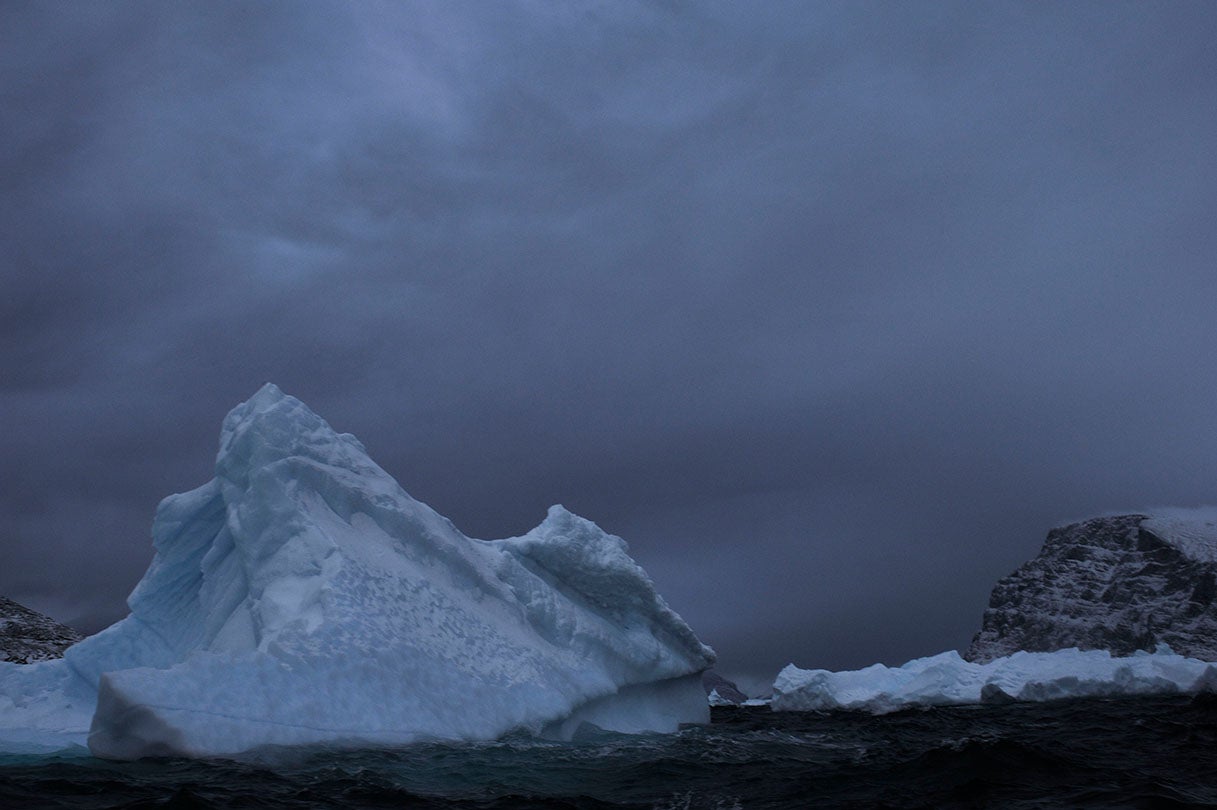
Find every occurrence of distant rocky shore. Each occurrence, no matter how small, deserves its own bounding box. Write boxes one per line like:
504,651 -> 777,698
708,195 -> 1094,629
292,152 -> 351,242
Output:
0,596 -> 82,664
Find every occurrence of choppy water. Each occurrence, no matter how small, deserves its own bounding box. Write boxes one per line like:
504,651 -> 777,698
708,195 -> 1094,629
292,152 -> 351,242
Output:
3,694 -> 1216,809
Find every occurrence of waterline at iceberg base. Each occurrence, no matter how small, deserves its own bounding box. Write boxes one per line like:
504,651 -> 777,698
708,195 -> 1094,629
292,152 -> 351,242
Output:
0,384 -> 715,760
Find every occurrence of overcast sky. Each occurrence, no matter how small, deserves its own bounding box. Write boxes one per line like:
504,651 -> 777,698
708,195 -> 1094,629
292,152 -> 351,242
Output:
3,1 -> 1216,691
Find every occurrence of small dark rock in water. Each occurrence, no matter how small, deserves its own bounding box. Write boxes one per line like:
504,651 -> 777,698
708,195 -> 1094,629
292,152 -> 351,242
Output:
0,595 -> 83,664
702,670 -> 748,703
967,513 -> 1217,663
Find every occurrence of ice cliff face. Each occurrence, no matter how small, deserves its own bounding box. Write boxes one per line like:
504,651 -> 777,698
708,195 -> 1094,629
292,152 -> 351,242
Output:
967,511 -> 1217,663
0,384 -> 714,759
0,596 -> 82,664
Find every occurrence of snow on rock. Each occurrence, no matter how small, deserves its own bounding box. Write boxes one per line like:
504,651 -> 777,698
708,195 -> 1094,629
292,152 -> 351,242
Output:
772,646 -> 1217,713
0,384 -> 714,759
1140,507 -> 1217,565
0,596 -> 82,664
967,512 -> 1217,663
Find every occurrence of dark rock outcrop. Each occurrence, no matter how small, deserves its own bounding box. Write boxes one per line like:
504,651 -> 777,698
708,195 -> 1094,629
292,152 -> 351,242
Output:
0,596 -> 83,664
701,670 -> 748,704
966,513 -> 1217,662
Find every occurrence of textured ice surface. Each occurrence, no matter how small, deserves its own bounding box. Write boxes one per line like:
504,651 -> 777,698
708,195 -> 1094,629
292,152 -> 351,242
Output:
0,385 -> 713,759
772,645 -> 1217,713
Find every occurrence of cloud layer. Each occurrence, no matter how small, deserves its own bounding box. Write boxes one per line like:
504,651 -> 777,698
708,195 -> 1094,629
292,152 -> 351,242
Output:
4,1 -> 1217,681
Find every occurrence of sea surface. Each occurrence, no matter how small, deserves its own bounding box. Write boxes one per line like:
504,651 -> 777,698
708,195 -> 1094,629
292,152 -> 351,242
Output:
2,694 -> 1216,809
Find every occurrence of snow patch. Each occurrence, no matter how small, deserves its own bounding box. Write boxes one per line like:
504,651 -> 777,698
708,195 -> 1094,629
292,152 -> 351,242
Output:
1141,507 -> 1217,563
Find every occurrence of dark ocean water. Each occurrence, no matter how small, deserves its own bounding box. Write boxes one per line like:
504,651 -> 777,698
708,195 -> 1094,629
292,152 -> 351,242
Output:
2,694 -> 1216,809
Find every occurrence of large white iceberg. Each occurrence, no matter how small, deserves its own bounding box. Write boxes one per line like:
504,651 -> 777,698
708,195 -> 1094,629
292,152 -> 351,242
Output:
772,645 -> 1217,713
0,385 -> 714,759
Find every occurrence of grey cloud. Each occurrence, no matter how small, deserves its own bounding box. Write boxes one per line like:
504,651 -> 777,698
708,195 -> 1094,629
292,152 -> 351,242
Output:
3,0 -> 1216,680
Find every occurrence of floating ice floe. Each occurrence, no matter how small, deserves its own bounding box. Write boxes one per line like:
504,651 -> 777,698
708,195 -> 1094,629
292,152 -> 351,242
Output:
0,384 -> 714,759
772,645 -> 1217,713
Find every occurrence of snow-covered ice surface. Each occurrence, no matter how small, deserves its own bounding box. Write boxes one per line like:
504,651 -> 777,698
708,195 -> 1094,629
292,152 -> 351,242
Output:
772,645 -> 1217,713
0,385 -> 714,760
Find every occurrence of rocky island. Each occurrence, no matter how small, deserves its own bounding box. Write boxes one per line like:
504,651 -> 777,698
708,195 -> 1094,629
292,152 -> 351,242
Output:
0,596 -> 81,664
967,511 -> 1217,662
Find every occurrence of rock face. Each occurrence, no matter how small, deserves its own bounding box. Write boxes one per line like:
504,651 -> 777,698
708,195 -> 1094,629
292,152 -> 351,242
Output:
0,596 -> 83,664
701,670 -> 747,704
967,512 -> 1217,663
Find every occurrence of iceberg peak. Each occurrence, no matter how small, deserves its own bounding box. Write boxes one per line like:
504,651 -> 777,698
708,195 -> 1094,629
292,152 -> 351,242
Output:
216,384 -> 371,489
246,381 -> 290,409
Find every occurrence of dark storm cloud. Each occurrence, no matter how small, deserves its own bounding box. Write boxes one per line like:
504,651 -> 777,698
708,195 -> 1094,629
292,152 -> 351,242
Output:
3,1 -> 1217,682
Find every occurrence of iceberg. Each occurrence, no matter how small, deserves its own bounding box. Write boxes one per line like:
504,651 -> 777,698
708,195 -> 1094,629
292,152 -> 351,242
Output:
0,385 -> 714,759
772,645 -> 1217,713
